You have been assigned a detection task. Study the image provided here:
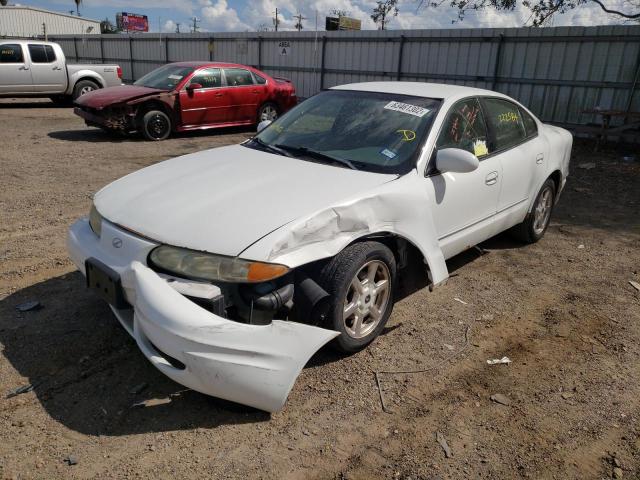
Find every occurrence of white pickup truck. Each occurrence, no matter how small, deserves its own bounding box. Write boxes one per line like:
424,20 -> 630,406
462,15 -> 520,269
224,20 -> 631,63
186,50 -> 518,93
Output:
0,40 -> 123,103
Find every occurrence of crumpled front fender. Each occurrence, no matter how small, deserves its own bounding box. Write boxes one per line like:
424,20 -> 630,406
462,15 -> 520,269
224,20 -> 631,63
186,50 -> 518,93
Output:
123,262 -> 339,412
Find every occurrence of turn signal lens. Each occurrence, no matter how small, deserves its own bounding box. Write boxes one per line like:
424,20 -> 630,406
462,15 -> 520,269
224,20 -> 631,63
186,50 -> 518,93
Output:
89,204 -> 102,238
247,262 -> 289,282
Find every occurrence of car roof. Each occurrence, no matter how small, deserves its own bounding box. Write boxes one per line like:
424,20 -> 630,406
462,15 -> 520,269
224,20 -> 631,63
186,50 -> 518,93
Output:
332,81 -> 508,102
168,61 -> 257,69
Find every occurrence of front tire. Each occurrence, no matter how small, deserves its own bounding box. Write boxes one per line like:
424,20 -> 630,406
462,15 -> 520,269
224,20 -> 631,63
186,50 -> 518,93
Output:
317,242 -> 396,353
510,178 -> 556,243
141,110 -> 172,141
72,80 -> 99,100
257,102 -> 278,123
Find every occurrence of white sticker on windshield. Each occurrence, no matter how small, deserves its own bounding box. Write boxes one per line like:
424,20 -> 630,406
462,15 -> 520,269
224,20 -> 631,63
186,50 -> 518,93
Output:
168,74 -> 183,80
380,148 -> 397,159
384,101 -> 430,118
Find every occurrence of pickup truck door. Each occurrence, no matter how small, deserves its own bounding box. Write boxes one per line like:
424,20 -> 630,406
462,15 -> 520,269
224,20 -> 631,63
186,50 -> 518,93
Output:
179,67 -> 231,127
0,43 -> 33,94
428,97 -> 501,259
27,43 -> 66,93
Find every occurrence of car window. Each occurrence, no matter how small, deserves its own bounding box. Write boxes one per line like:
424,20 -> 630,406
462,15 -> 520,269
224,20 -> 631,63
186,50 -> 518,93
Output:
134,64 -> 195,90
28,44 -> 56,63
436,97 -> 490,158
520,107 -> 538,138
0,44 -> 24,63
483,98 -> 527,151
253,72 -> 267,85
189,68 -> 222,89
224,68 -> 254,87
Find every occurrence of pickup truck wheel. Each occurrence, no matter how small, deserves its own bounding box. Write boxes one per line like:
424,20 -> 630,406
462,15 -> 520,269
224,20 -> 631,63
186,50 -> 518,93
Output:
510,178 -> 556,244
318,242 -> 396,353
72,80 -> 99,100
141,110 -> 172,141
258,102 -> 278,123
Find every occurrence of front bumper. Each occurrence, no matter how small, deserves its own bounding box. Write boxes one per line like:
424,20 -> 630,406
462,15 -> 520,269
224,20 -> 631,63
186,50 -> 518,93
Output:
67,218 -> 339,412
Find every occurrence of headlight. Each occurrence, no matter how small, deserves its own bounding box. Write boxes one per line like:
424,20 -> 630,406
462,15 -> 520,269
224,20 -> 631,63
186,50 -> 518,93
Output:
148,245 -> 289,283
89,204 -> 102,238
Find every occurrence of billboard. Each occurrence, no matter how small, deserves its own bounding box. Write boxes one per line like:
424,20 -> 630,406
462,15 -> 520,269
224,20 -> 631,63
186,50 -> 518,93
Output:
116,12 -> 149,32
325,16 -> 361,31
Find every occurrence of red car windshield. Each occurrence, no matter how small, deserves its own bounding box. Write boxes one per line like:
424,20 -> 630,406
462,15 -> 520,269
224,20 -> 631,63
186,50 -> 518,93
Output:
134,65 -> 195,90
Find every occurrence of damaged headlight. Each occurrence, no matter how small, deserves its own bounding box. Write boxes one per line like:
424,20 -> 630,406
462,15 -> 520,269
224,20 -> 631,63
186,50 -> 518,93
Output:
89,204 -> 102,238
148,245 -> 289,283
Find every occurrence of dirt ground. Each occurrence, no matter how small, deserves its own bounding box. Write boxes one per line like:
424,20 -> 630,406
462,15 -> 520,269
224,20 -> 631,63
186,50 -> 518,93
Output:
0,97 -> 639,480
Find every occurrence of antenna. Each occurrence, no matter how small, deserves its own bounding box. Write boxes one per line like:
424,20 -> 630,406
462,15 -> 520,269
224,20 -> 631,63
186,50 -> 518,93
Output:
190,16 -> 200,33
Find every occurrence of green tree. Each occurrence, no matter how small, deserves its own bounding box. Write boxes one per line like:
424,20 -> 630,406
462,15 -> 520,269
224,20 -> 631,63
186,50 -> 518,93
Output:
371,0 -> 399,29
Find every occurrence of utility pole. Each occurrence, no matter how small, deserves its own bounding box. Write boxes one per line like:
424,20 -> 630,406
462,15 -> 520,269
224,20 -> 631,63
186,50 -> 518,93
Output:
175,22 -> 181,34
190,16 -> 200,33
294,13 -> 306,31
273,8 -> 279,32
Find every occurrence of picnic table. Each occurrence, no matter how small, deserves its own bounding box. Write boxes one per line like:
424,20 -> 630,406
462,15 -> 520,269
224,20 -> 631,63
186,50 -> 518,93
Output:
579,109 -> 640,151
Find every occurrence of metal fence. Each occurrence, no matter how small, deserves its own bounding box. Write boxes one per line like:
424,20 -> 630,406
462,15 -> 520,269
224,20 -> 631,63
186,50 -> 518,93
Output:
44,25 -> 640,127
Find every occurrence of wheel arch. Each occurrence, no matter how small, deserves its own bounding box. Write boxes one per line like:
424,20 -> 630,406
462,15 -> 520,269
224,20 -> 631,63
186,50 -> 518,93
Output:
71,75 -> 103,91
135,99 -> 177,131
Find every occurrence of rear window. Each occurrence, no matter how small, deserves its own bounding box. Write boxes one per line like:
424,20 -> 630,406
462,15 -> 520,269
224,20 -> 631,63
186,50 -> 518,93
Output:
483,98 -> 527,151
253,72 -> 267,85
28,44 -> 56,63
520,107 -> 538,138
0,44 -> 23,63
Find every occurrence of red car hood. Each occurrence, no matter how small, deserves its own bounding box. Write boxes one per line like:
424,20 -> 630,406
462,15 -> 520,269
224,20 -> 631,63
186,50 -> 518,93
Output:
75,85 -> 168,109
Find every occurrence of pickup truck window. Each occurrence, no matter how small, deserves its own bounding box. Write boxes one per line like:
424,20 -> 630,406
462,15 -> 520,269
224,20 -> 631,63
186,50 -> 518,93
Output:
0,44 -> 23,63
28,44 -> 56,63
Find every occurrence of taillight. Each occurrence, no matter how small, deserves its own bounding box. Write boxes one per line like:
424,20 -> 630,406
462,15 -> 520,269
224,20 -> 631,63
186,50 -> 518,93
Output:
117,66 -> 123,79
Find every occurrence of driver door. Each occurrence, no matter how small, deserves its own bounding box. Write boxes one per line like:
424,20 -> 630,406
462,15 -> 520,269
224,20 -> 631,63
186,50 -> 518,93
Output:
428,97 -> 502,259
179,67 -> 229,127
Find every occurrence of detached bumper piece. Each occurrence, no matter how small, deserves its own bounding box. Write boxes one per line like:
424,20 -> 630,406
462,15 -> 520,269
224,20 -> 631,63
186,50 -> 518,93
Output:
117,262 -> 339,412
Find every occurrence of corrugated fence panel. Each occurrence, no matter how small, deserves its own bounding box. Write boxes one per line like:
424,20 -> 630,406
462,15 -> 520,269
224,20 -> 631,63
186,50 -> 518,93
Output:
44,25 -> 640,127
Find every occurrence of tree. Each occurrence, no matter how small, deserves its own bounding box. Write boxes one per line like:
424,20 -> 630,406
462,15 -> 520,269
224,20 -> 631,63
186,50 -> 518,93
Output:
331,9 -> 350,17
100,18 -> 119,34
371,0 -> 399,29
418,0 -> 639,26
73,0 -> 82,16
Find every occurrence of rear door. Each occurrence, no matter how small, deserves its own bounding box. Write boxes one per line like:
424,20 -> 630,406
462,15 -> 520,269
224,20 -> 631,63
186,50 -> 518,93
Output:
0,43 -> 33,93
179,67 -> 229,126
481,97 -> 546,222
27,43 -> 66,93
223,67 -> 260,123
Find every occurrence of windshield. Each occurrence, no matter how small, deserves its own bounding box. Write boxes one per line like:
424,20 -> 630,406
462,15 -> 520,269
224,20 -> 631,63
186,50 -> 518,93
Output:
134,64 -> 194,90
247,90 -> 441,174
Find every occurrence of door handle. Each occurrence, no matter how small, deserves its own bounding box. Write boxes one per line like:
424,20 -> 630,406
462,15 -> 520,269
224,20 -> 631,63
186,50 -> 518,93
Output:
536,153 -> 544,164
19,66 -> 29,70
52,66 -> 62,71
485,171 -> 499,186
215,93 -> 224,97
251,90 -> 259,94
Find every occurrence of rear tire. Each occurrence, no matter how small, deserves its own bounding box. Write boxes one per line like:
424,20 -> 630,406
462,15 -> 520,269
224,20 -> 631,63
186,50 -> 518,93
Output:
510,178 -> 556,244
317,242 -> 396,353
257,102 -> 278,123
72,80 -> 99,101
141,110 -> 172,141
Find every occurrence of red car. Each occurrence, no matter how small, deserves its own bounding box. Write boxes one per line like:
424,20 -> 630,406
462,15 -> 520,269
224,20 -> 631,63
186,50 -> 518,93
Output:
74,62 -> 297,140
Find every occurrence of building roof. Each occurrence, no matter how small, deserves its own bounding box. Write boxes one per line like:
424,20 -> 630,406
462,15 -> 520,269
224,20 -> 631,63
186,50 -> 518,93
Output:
0,5 -> 100,24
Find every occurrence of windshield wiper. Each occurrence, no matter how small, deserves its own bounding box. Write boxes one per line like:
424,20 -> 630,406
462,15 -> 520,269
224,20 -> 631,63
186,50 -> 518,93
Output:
250,138 -> 294,157
274,145 -> 357,170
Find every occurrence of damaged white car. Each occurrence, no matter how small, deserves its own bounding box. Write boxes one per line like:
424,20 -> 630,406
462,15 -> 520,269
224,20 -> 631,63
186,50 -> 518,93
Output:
67,82 -> 572,412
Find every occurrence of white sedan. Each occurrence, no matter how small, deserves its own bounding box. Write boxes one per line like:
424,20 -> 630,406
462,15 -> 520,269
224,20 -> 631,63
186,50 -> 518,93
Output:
67,82 -> 572,412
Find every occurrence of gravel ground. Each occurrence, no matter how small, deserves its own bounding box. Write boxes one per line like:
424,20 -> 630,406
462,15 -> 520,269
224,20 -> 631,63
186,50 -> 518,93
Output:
0,97 -> 639,480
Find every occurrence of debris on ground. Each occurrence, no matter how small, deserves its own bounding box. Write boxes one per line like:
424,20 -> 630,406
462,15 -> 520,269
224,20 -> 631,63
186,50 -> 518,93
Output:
16,300 -> 42,312
487,356 -> 512,365
578,162 -> 596,170
577,244 -> 585,249
131,397 -> 172,408
453,297 -> 468,305
64,455 -> 78,466
613,467 -> 623,479
490,393 -> 511,406
436,431 -> 452,458
629,280 -> 640,293
129,382 -> 148,395
6,381 -> 41,398
561,392 -> 574,400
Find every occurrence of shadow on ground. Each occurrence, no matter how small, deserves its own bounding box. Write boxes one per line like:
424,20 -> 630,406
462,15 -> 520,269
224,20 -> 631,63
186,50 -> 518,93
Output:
48,125 -> 256,143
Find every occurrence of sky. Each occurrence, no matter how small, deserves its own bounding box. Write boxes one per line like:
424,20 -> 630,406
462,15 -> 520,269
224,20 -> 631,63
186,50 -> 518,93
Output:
13,0 -> 631,32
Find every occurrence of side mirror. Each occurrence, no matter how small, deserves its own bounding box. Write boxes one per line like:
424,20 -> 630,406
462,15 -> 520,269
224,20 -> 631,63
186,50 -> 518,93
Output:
257,120 -> 272,133
436,148 -> 479,174
186,83 -> 202,92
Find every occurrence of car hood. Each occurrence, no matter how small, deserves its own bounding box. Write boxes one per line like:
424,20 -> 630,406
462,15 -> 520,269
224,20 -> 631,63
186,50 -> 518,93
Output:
75,85 -> 168,109
94,145 -> 397,258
